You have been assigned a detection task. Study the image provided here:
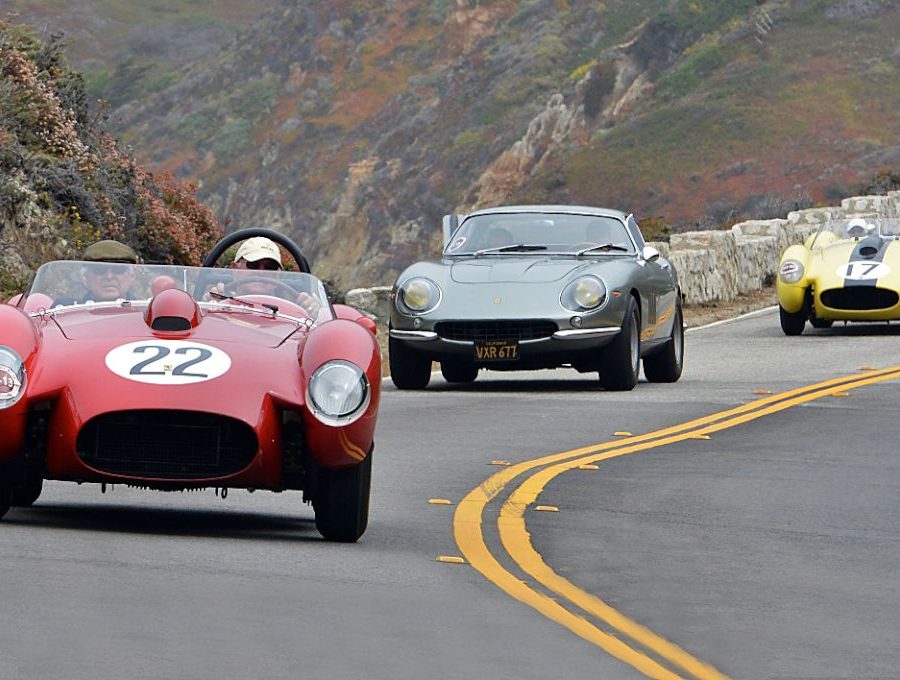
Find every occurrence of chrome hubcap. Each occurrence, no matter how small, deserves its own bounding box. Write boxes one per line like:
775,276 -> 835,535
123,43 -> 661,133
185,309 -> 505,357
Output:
629,315 -> 639,373
674,309 -> 683,366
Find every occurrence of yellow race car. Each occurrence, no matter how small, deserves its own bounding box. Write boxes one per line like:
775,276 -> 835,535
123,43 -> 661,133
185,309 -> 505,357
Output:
777,217 -> 900,335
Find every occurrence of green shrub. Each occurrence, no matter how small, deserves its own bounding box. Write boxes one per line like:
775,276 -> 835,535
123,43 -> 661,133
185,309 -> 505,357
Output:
211,117 -> 253,160
143,70 -> 176,93
639,216 -> 671,242
657,43 -> 730,100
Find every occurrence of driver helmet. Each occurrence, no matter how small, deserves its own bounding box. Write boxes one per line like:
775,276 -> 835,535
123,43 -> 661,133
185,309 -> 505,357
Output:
846,217 -> 871,238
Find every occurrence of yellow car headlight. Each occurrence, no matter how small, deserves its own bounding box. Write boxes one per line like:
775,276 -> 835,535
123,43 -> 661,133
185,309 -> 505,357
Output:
779,259 -> 804,284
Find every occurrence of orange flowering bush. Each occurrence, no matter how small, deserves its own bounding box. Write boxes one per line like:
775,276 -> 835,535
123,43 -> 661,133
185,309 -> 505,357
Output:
0,20 -> 222,267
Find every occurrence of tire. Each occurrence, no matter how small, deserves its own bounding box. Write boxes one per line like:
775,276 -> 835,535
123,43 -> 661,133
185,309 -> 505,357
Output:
11,476 -> 43,507
440,359 -> 478,384
389,335 -> 431,389
0,476 -> 11,521
643,301 -> 684,383
779,305 -> 806,336
600,297 -> 640,391
313,451 -> 372,543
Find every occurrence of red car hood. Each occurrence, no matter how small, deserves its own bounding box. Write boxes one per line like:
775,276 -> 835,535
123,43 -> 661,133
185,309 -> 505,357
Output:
25,306 -> 310,428
51,305 -> 302,348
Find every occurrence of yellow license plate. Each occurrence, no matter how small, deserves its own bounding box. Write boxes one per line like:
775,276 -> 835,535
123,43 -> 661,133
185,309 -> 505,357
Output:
474,340 -> 519,361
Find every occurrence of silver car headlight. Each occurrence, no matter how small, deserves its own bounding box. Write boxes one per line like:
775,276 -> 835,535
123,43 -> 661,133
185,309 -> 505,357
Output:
779,259 -> 805,284
307,360 -> 370,425
0,346 -> 26,409
397,277 -> 441,315
561,276 -> 607,312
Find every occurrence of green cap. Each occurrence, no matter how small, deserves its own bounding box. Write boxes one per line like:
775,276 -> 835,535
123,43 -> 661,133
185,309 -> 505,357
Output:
82,240 -> 139,263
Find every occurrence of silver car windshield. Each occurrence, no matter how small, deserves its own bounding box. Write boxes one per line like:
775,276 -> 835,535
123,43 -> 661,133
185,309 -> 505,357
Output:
17,260 -> 333,321
444,213 -> 635,256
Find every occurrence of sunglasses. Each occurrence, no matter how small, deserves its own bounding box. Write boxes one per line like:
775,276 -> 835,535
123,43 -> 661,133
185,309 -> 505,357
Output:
245,259 -> 281,271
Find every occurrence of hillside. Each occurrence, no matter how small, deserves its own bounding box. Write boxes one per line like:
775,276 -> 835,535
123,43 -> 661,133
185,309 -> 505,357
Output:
8,0 -> 900,291
5,0 -> 268,107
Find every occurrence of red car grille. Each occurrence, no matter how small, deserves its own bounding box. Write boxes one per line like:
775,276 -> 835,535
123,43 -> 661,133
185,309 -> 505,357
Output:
434,319 -> 558,341
77,410 -> 257,479
820,287 -> 899,311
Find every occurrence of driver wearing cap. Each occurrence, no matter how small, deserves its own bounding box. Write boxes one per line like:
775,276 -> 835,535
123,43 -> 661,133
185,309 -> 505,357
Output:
846,217 -> 874,239
208,236 -> 321,317
233,237 -> 283,272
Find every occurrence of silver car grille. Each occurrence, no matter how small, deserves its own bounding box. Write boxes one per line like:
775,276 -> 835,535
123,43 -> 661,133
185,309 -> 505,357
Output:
434,320 -> 558,341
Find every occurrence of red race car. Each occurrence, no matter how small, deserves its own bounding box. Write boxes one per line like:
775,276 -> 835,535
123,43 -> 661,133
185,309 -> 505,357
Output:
0,229 -> 380,541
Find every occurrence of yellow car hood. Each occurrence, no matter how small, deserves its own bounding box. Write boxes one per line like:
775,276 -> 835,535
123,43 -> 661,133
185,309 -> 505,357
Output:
811,237 -> 899,289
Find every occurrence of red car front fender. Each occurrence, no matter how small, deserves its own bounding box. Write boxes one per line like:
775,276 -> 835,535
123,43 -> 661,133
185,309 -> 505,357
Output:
299,319 -> 381,469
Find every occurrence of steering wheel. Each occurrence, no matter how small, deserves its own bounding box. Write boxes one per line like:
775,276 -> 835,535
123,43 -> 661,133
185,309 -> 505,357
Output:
224,276 -> 303,300
202,227 -> 311,271
195,227 -> 313,299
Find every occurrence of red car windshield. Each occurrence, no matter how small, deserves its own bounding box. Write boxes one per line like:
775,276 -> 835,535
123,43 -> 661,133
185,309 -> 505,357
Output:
18,261 -> 333,323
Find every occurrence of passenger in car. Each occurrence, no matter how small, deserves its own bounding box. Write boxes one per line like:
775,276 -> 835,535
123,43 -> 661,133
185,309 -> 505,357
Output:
54,239 -> 140,305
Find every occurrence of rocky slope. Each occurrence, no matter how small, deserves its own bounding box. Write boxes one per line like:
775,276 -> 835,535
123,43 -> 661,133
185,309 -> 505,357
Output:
10,1 -> 900,292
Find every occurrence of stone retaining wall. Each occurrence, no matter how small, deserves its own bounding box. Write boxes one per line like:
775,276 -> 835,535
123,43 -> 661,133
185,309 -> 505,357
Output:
345,191 -> 900,331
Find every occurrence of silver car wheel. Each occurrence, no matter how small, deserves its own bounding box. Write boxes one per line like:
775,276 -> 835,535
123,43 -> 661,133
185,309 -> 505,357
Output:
629,314 -> 639,374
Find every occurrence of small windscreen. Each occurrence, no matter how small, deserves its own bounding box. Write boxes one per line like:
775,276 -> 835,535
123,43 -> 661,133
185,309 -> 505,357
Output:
18,261 -> 333,322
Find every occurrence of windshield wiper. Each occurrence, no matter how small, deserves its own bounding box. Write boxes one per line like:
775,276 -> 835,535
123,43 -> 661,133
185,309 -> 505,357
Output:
575,243 -> 630,256
209,290 -> 279,314
472,243 -> 548,256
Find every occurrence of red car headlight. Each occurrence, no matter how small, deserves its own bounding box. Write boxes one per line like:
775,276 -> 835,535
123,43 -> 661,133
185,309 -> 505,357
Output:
307,360 -> 370,426
0,346 -> 26,409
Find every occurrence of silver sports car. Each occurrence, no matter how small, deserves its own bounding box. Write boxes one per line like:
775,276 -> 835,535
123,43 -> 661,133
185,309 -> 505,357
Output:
388,205 -> 683,390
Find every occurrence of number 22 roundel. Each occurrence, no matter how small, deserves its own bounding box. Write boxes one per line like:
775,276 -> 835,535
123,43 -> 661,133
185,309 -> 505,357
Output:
105,340 -> 231,385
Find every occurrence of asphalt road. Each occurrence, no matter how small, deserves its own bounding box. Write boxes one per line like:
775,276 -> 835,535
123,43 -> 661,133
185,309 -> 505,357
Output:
3,308 -> 900,679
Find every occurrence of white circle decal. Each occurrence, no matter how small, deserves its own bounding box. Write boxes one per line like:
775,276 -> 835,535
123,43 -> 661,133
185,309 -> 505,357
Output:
447,236 -> 467,252
105,340 -> 231,385
0,365 -> 22,402
838,261 -> 890,281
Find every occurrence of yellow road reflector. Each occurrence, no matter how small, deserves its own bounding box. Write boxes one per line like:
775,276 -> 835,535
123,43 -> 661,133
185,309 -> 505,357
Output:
577,464 -> 599,470
692,434 -> 711,440
436,555 -> 466,564
753,389 -> 773,395
489,460 -> 511,466
833,391 -> 850,397
613,431 -> 632,437
535,505 -> 559,512
858,365 -> 876,370
428,499 -> 453,505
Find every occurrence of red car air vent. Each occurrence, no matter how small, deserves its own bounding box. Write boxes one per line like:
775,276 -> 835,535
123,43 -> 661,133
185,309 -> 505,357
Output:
144,287 -> 201,331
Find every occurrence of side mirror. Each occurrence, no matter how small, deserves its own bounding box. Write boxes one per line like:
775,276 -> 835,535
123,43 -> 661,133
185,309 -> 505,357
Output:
642,245 -> 660,262
442,214 -> 460,247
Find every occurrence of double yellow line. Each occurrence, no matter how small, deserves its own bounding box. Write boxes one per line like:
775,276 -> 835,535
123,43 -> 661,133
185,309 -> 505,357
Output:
453,367 -> 900,678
